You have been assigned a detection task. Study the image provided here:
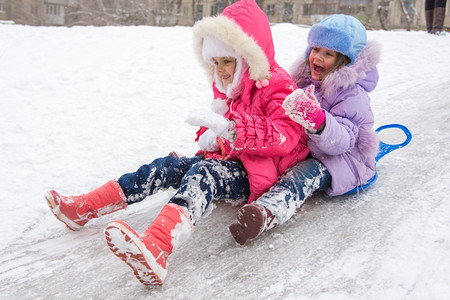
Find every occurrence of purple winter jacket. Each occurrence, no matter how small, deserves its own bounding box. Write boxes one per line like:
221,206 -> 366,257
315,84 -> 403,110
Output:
289,41 -> 381,196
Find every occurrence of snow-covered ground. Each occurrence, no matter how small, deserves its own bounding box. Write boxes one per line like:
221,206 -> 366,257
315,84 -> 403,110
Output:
0,23 -> 449,299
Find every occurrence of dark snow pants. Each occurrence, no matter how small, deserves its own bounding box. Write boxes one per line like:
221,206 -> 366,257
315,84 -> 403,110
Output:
117,155 -> 250,223
255,158 -> 331,226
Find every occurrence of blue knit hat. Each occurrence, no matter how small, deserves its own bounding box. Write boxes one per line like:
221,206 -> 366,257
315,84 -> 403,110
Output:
307,14 -> 367,65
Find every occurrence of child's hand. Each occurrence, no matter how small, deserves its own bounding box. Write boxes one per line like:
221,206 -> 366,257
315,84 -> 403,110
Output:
282,85 -> 325,133
186,109 -> 235,140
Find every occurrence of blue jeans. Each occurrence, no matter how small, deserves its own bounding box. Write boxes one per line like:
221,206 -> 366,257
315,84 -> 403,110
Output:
255,158 -> 331,225
117,155 -> 250,223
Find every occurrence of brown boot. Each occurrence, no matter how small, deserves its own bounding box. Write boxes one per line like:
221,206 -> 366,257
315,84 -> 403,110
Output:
431,7 -> 446,34
229,203 -> 276,245
425,9 -> 434,33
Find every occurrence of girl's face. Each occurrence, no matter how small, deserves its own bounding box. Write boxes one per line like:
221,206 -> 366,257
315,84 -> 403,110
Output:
213,57 -> 236,88
309,47 -> 338,81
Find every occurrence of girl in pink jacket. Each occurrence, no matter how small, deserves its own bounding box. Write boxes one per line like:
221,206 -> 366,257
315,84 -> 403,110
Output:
44,0 -> 308,287
188,0 -> 310,203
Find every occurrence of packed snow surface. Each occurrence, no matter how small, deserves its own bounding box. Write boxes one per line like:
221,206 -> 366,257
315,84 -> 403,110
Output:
0,23 -> 449,299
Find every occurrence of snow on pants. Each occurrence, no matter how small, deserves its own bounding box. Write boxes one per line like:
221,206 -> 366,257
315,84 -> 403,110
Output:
117,155 -> 250,224
255,158 -> 331,226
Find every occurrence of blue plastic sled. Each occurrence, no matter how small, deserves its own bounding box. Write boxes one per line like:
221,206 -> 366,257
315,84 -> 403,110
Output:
345,124 -> 412,195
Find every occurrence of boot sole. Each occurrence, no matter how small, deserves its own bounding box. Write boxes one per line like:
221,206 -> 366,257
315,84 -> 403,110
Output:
44,191 -> 82,231
104,221 -> 166,286
229,204 -> 266,245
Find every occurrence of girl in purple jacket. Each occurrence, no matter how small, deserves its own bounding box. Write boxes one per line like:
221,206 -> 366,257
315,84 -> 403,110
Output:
229,14 -> 381,245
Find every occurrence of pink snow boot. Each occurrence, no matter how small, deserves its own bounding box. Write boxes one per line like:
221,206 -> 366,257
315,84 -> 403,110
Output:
104,203 -> 193,286
229,203 -> 276,245
44,180 -> 127,231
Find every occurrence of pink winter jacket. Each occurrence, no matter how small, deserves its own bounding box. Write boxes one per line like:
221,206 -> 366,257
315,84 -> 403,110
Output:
193,0 -> 309,202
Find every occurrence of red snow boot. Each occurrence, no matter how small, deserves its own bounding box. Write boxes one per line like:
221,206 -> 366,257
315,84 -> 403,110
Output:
45,180 -> 127,231
229,203 -> 276,245
104,203 -> 193,286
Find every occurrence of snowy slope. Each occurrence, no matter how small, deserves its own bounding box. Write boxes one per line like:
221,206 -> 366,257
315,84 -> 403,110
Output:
0,23 -> 449,299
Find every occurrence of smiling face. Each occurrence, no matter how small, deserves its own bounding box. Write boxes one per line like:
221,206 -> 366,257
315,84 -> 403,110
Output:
309,47 -> 338,81
213,57 -> 237,88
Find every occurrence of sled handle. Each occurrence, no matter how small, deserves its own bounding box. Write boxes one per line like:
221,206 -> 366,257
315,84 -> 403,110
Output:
375,124 -> 412,162
345,123 -> 412,195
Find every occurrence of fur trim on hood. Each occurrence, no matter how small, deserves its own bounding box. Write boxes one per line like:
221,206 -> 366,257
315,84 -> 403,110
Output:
192,0 -> 272,83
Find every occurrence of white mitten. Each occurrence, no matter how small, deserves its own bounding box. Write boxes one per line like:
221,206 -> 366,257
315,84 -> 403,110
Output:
186,109 -> 232,138
198,129 -> 220,152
